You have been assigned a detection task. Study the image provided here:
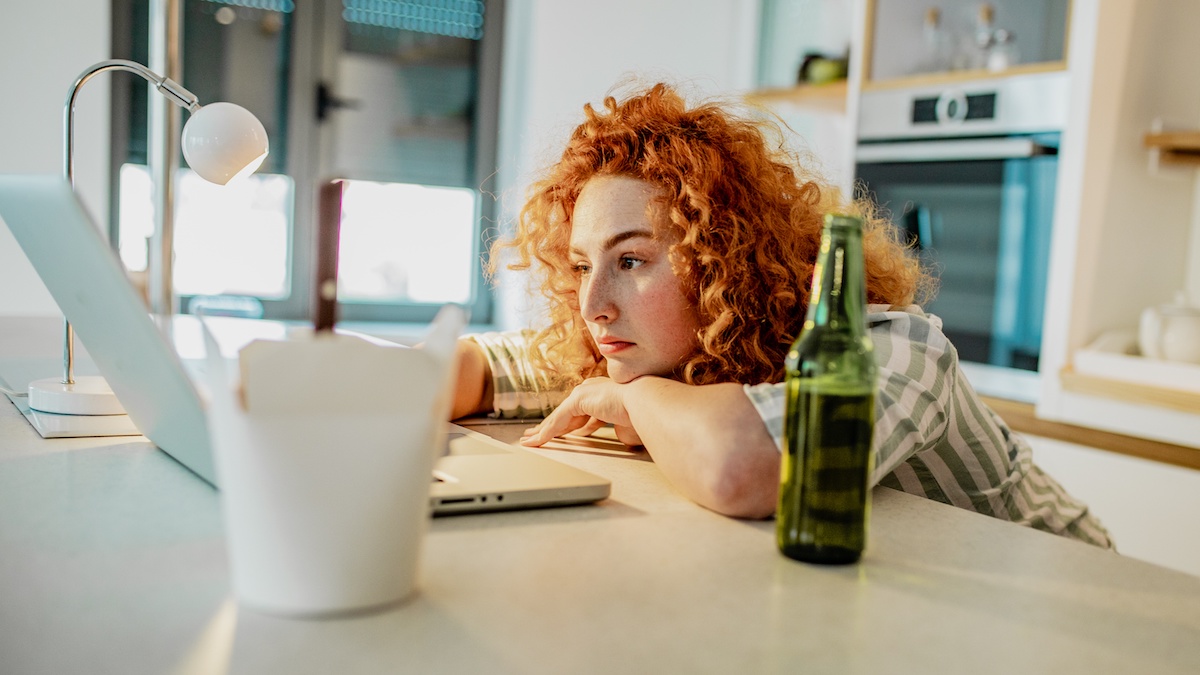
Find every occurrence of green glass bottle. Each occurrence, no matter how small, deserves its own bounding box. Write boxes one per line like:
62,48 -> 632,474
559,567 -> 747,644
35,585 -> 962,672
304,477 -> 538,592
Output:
777,214 -> 877,564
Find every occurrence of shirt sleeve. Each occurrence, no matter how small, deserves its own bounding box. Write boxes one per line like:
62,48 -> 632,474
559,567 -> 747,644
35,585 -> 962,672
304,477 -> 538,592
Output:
739,306 -> 964,487
465,330 -> 569,419
745,305 -> 1113,548
742,381 -> 785,451
740,304 -> 955,486
867,305 -> 957,485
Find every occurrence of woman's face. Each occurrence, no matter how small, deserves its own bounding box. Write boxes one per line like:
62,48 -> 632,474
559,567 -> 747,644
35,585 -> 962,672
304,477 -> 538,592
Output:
568,175 -> 701,384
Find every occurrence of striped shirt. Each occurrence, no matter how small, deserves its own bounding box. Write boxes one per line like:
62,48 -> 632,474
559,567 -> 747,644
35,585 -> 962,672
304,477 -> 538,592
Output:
468,330 -> 571,418
468,305 -> 1114,548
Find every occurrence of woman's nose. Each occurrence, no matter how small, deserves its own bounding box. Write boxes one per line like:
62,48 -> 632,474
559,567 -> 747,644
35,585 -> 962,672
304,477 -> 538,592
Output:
580,272 -> 617,324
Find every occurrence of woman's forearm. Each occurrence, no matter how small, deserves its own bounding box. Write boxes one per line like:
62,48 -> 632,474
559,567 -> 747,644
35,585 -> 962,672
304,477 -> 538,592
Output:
621,378 -> 781,519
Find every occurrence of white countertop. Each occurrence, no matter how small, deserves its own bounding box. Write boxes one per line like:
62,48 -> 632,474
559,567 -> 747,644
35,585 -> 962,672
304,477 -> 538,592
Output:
1,317 -> 1198,674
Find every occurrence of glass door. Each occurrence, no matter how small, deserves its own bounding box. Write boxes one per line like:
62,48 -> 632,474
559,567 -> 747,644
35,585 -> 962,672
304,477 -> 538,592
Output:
111,0 -> 503,324
313,0 -> 501,323
855,136 -> 1058,371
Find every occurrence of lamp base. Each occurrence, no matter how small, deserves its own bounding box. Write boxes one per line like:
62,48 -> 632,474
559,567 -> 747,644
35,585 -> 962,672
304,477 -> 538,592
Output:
28,376 -> 128,415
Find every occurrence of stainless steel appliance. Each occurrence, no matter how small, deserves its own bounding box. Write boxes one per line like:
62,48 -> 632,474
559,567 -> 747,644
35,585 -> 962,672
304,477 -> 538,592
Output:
855,71 -> 1068,374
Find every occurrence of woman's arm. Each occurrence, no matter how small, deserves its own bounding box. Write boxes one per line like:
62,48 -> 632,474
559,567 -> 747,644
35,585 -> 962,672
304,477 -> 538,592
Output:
450,338 -> 493,420
521,376 -> 781,519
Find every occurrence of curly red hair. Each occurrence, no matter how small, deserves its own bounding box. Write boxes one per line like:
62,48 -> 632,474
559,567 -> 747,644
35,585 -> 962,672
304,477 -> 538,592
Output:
492,82 -> 929,386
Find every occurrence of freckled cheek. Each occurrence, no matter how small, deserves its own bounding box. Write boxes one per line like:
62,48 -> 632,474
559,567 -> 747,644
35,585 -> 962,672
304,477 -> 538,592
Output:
636,285 -> 700,344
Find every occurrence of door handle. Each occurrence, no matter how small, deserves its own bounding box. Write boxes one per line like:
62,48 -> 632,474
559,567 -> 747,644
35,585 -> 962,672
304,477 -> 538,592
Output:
315,82 -> 361,122
857,138 -> 1055,163
901,204 -> 933,251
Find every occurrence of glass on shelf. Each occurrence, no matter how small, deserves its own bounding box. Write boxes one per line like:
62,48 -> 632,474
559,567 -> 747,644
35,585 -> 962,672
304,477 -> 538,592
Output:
986,29 -> 1019,72
914,6 -> 952,75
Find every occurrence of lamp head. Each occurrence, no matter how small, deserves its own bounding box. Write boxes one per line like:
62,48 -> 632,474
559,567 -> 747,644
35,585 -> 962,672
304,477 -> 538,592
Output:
181,102 -> 269,185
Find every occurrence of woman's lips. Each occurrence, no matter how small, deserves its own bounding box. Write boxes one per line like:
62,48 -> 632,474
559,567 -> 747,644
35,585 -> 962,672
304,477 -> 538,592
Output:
597,339 -> 634,356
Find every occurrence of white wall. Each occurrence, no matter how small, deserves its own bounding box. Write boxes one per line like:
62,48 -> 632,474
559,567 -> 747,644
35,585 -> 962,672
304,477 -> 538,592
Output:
0,2 -> 110,317
493,0 -> 760,330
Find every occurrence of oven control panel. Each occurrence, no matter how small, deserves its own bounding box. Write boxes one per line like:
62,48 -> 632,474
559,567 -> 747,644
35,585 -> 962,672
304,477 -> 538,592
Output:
912,92 -> 997,125
857,70 -> 1068,141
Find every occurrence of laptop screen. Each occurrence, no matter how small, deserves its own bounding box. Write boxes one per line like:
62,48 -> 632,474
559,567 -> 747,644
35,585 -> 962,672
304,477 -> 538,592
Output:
0,174 -> 216,482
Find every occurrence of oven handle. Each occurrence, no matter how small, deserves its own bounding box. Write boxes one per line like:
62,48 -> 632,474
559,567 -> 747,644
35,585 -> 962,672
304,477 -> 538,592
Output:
856,138 -> 1054,164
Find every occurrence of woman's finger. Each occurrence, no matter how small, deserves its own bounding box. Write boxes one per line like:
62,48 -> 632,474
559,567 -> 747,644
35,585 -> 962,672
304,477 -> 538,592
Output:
521,412 -> 589,446
573,417 -> 606,438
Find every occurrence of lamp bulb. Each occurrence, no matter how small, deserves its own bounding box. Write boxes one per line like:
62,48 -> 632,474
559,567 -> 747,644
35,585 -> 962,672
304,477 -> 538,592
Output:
181,102 -> 269,185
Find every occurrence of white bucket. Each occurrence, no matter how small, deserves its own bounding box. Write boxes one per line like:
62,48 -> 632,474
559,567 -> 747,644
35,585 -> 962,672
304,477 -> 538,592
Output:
201,306 -> 464,617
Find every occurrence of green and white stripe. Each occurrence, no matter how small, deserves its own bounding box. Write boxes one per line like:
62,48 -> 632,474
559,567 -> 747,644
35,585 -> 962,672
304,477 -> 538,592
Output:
467,330 -> 567,419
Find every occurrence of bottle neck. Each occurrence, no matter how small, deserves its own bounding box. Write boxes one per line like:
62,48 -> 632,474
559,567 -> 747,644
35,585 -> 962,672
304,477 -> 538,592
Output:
804,217 -> 867,334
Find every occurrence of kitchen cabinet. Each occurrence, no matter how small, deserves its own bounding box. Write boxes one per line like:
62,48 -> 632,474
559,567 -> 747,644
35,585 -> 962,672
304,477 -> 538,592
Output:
745,80 -> 848,114
752,1 -> 1200,453
862,0 -> 1071,89
1038,0 -> 1200,449
1029,433 -> 1200,577
750,1 -> 1200,579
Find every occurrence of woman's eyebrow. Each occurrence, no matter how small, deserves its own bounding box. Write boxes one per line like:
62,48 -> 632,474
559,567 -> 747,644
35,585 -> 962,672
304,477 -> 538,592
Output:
570,228 -> 655,257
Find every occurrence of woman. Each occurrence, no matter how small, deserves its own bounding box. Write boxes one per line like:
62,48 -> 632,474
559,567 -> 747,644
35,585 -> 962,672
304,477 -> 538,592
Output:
452,82 -> 1112,548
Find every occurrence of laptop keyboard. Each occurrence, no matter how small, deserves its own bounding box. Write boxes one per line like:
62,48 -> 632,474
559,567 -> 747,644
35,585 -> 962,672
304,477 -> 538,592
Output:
445,431 -> 512,456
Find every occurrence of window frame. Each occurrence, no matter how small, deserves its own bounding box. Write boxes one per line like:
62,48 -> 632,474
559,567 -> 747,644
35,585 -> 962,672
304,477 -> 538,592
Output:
109,0 -> 504,326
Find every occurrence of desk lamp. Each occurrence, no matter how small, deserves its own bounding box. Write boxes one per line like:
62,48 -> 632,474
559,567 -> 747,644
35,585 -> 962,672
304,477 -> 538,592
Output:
27,59 -> 268,417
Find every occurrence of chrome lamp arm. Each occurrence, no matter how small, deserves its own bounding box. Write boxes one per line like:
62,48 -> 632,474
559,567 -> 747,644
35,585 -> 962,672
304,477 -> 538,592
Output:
64,59 -> 201,188
59,59 -> 201,387
43,56 -> 266,415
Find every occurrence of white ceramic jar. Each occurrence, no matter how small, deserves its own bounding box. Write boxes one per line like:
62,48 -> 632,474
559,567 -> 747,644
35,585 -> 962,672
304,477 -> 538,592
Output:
1139,292 -> 1200,364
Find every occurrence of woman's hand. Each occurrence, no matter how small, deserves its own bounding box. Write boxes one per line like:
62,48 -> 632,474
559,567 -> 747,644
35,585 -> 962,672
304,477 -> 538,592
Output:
520,377 -> 643,447
522,376 -> 780,519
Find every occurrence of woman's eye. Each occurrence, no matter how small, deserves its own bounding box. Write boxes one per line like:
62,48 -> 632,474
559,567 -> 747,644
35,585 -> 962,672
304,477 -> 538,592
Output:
618,256 -> 645,270
572,262 -> 591,276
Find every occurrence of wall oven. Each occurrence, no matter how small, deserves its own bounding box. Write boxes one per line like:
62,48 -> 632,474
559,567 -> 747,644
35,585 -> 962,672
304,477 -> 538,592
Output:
855,72 -> 1068,375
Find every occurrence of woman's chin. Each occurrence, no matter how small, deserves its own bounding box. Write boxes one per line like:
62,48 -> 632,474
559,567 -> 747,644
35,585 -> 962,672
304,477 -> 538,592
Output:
609,371 -> 638,385
607,362 -> 674,385
605,363 -> 641,385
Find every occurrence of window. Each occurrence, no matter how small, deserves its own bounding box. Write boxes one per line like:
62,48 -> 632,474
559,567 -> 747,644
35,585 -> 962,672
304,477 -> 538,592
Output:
110,0 -> 503,324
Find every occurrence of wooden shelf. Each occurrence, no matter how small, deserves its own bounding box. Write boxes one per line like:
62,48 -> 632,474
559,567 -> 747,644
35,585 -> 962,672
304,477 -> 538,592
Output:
1144,130 -> 1200,166
861,61 -> 1067,92
745,80 -> 848,114
982,395 -> 1200,472
1060,367 -> 1200,415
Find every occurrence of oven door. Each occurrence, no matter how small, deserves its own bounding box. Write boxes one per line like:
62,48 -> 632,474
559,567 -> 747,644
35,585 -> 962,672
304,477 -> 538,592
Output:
855,133 -> 1059,372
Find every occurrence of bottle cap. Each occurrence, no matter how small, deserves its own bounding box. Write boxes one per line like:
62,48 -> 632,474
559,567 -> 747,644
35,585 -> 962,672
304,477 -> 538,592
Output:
979,3 -> 994,24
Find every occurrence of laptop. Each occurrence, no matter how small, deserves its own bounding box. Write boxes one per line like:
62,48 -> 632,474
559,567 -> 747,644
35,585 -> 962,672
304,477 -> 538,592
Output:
0,174 -> 610,515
